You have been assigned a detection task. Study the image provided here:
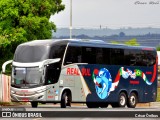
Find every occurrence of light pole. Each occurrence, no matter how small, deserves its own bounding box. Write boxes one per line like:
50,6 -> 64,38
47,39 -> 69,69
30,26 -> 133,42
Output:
70,0 -> 72,39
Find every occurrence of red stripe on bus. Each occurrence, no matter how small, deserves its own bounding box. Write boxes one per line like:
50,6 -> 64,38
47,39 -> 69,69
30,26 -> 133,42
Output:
114,71 -> 120,82
150,56 -> 158,83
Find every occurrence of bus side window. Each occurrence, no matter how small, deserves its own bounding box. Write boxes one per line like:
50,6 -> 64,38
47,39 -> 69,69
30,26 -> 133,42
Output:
102,48 -> 110,65
82,47 -> 96,64
124,49 -> 156,66
64,46 -> 82,65
135,50 -> 145,66
45,63 -> 60,85
96,47 -> 110,65
49,45 -> 66,61
110,48 -> 124,65
144,51 -> 156,66
124,49 -> 136,66
96,48 -> 103,64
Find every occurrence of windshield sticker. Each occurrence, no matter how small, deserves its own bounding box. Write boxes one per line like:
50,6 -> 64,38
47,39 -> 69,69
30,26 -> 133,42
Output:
55,90 -> 59,95
55,96 -> 58,100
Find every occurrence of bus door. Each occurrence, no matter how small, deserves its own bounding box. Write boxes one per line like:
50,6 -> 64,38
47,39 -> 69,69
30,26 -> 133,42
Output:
45,63 -> 61,101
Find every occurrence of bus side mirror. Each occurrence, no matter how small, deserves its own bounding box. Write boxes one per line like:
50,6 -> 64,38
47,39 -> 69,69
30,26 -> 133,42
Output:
2,60 -> 13,73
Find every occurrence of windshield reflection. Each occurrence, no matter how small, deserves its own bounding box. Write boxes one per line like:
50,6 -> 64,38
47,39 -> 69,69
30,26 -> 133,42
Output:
12,67 -> 43,88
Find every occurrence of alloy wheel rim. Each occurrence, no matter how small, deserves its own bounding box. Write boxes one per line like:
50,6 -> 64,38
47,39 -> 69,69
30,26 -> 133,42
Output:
130,96 -> 135,105
120,96 -> 125,106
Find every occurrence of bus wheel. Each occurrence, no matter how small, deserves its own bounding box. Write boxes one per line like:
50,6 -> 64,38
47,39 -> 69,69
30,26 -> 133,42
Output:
31,102 -> 38,108
127,92 -> 137,108
66,93 -> 71,107
61,92 -> 71,108
118,92 -> 127,107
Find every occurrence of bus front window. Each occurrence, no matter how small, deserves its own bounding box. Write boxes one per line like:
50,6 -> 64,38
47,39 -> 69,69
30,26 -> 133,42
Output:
12,67 -> 43,88
14,45 -> 50,63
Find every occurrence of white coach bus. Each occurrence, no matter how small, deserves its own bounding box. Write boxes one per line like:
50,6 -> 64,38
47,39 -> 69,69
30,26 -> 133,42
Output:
9,39 -> 157,108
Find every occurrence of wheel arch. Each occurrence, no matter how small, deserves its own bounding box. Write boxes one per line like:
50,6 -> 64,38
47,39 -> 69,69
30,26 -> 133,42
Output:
129,90 -> 139,101
60,87 -> 72,100
119,89 -> 128,96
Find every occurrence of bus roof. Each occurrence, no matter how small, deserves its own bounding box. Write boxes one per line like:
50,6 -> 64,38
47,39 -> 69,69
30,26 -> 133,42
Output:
19,39 -> 156,51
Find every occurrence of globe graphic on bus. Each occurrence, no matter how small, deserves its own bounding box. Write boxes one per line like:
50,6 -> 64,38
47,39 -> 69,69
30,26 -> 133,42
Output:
93,68 -> 112,99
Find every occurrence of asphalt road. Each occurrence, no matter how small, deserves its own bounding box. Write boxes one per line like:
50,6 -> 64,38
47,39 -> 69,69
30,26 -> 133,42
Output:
1,103 -> 160,120
24,103 -> 160,111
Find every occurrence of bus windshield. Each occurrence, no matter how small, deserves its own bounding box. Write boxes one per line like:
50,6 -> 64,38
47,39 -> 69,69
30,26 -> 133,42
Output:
12,67 -> 43,88
13,45 -> 50,63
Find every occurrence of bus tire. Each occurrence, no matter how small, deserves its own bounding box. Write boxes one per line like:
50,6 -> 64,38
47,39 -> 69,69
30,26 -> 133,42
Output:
31,102 -> 38,108
66,93 -> 71,107
118,92 -> 127,107
61,92 -> 71,108
127,92 -> 137,108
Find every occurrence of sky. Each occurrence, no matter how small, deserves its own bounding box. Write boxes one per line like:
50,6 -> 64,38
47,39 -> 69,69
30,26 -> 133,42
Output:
50,0 -> 160,29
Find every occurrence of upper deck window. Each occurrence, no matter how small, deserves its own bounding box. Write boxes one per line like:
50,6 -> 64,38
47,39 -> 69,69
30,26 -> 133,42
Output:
49,45 -> 66,60
14,45 -> 50,63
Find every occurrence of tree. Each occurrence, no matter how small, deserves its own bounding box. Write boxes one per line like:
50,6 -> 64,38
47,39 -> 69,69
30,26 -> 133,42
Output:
157,46 -> 160,51
124,38 -> 139,46
110,38 -> 139,46
119,32 -> 125,37
0,0 -> 65,71
110,41 -> 120,44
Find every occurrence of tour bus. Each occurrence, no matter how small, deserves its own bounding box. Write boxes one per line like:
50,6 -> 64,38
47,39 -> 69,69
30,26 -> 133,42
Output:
10,39 -> 158,108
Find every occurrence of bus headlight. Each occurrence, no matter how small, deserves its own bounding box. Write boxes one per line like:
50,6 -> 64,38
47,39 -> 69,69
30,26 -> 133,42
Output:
11,78 -> 14,84
11,90 -> 15,94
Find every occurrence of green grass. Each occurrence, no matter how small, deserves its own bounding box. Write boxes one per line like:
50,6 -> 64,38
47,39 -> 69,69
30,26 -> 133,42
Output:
157,88 -> 160,102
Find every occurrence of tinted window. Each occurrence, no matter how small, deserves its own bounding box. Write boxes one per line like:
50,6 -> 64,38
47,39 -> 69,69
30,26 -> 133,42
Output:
96,48 -> 103,64
143,50 -> 156,66
45,63 -> 60,85
103,48 -> 110,64
124,49 -> 156,66
64,46 -> 82,65
110,48 -> 124,65
124,49 -> 136,66
64,45 -> 156,66
14,45 -> 50,63
49,45 -> 66,60
82,47 -> 96,64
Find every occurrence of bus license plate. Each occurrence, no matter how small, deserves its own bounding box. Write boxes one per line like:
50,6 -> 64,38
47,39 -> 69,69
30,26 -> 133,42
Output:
21,98 -> 29,101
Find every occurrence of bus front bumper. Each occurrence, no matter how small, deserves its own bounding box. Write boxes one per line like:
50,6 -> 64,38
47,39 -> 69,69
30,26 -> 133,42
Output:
10,87 -> 46,102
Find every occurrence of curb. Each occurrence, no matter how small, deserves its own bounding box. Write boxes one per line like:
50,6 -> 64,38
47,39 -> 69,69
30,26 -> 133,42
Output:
137,103 -> 150,107
137,102 -> 160,107
0,102 -> 160,107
